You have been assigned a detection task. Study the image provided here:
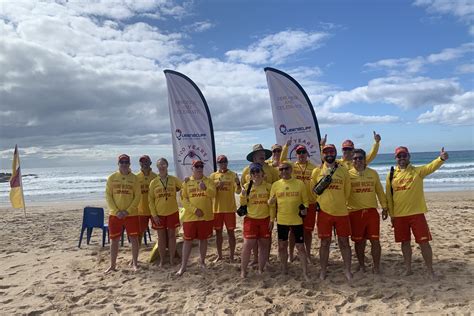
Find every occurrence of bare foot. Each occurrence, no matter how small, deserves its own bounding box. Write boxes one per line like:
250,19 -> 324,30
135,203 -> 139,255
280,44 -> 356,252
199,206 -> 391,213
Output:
356,265 -> 366,273
131,264 -> 138,272
344,270 -> 353,282
158,261 -> 164,268
288,255 -> 297,263
229,256 -> 235,263
319,270 -> 327,280
428,271 -> 439,281
213,256 -> 222,263
176,266 -> 186,276
241,270 -> 247,278
200,262 -> 207,270
405,269 -> 413,276
372,267 -> 380,274
104,266 -> 117,274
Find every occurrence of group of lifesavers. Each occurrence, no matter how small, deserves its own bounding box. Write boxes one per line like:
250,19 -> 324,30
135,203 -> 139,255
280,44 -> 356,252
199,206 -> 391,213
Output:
105,131 -> 449,281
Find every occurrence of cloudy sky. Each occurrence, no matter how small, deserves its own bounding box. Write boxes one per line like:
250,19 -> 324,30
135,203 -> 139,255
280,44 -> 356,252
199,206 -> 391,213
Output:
0,0 -> 473,168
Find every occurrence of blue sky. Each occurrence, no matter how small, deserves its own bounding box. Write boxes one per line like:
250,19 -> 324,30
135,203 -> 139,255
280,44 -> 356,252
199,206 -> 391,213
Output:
0,0 -> 473,168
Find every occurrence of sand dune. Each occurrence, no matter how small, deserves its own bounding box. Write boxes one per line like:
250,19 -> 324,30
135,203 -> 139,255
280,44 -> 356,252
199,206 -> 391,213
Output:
1,191 -> 473,314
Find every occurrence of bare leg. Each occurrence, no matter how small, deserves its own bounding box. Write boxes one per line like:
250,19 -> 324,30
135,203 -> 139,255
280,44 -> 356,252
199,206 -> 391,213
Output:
214,229 -> 223,262
419,242 -> 436,279
370,239 -> 381,274
130,236 -> 139,271
252,243 -> 259,265
296,243 -> 309,281
258,238 -> 270,274
278,240 -> 289,274
241,239 -> 256,278
157,229 -> 167,267
228,229 -> 236,261
401,241 -> 413,275
199,239 -> 208,269
319,238 -> 331,280
289,232 -> 296,262
105,239 -> 119,273
176,240 -> 192,276
167,228 -> 177,265
304,230 -> 313,263
354,240 -> 367,272
338,237 -> 352,281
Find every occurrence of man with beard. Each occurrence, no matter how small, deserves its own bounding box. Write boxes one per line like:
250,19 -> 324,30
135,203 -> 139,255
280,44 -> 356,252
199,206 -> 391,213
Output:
310,144 -> 352,281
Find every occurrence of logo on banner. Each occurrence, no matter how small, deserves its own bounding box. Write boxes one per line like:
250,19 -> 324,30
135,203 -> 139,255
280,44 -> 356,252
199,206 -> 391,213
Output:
177,145 -> 210,166
279,124 -> 311,136
287,139 -> 317,161
175,128 -> 207,140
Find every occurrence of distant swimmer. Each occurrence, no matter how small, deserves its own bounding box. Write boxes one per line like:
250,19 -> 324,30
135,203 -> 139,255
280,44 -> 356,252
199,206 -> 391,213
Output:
240,163 -> 275,278
347,149 -> 388,274
105,154 -> 141,273
209,155 -> 241,262
149,158 -> 182,267
269,162 -> 310,281
177,160 -> 216,276
310,144 -> 353,282
386,146 -> 449,280
136,155 -> 157,244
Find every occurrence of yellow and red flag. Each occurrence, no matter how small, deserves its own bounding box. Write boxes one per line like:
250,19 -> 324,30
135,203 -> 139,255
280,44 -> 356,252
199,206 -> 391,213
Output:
10,145 -> 25,209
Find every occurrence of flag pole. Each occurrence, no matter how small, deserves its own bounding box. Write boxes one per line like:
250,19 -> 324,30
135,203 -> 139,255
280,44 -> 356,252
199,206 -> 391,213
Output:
17,147 -> 27,219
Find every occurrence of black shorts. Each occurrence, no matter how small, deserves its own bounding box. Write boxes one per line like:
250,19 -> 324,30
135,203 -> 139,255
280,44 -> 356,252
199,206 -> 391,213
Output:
277,224 -> 304,243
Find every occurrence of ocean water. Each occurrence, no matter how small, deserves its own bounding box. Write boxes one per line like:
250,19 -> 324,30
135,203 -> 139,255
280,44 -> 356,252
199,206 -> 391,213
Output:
0,150 -> 473,205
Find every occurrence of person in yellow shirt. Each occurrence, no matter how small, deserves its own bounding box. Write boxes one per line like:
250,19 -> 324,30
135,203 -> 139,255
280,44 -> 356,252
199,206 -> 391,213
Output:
240,163 -> 275,278
136,155 -> 157,240
280,140 -> 318,263
148,158 -> 182,267
265,144 -> 283,171
310,144 -> 352,281
177,160 -> 216,276
241,144 -> 279,186
269,162 -> 310,281
105,154 -> 141,273
320,131 -> 381,170
386,146 -> 448,279
348,149 -> 388,274
210,155 -> 241,262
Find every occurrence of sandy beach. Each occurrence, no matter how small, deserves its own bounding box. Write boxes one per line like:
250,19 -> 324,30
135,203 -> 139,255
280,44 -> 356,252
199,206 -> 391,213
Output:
1,191 -> 473,314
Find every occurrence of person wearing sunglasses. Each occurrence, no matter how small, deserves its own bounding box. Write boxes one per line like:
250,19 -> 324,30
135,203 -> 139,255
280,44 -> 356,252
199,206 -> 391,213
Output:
310,144 -> 352,282
320,131 -> 381,170
279,140 -> 319,264
240,163 -> 275,278
269,162 -> 310,280
347,149 -> 388,274
386,146 -> 448,279
136,155 -> 157,244
148,158 -> 182,267
209,155 -> 241,263
105,154 -> 141,273
266,144 -> 283,170
177,160 -> 216,276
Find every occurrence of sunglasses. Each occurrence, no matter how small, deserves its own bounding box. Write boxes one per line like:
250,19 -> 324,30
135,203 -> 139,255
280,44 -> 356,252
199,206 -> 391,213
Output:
396,153 -> 408,159
296,150 -> 307,155
273,150 -> 282,153
278,167 -> 290,171
194,165 -> 204,169
353,156 -> 364,161
342,148 -> 354,151
119,161 -> 130,165
250,169 -> 262,174
217,160 -> 228,163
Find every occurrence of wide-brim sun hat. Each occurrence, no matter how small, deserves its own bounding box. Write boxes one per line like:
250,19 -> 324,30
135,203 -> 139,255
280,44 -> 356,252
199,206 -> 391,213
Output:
246,144 -> 272,162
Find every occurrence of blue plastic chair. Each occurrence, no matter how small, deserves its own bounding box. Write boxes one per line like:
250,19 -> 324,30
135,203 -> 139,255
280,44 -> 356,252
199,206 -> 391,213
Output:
78,207 -> 109,248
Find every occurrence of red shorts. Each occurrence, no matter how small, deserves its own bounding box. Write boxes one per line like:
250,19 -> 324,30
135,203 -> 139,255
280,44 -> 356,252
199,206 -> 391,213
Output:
393,213 -> 432,244
183,220 -> 213,241
213,212 -> 236,231
317,210 -> 351,239
108,215 -> 139,240
349,208 -> 380,242
303,204 -> 317,231
151,211 -> 180,230
243,217 -> 271,239
138,215 -> 151,234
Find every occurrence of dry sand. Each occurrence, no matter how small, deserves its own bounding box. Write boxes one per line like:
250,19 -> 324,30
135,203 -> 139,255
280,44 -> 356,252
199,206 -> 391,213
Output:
1,191 -> 473,314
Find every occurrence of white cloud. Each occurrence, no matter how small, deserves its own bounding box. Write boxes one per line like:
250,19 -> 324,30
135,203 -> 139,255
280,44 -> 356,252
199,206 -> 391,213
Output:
414,0 -> 474,22
365,43 -> 474,74
225,30 -> 329,65
324,77 -> 462,110
184,21 -> 215,33
318,112 -> 399,125
456,63 -> 474,73
417,91 -> 474,125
